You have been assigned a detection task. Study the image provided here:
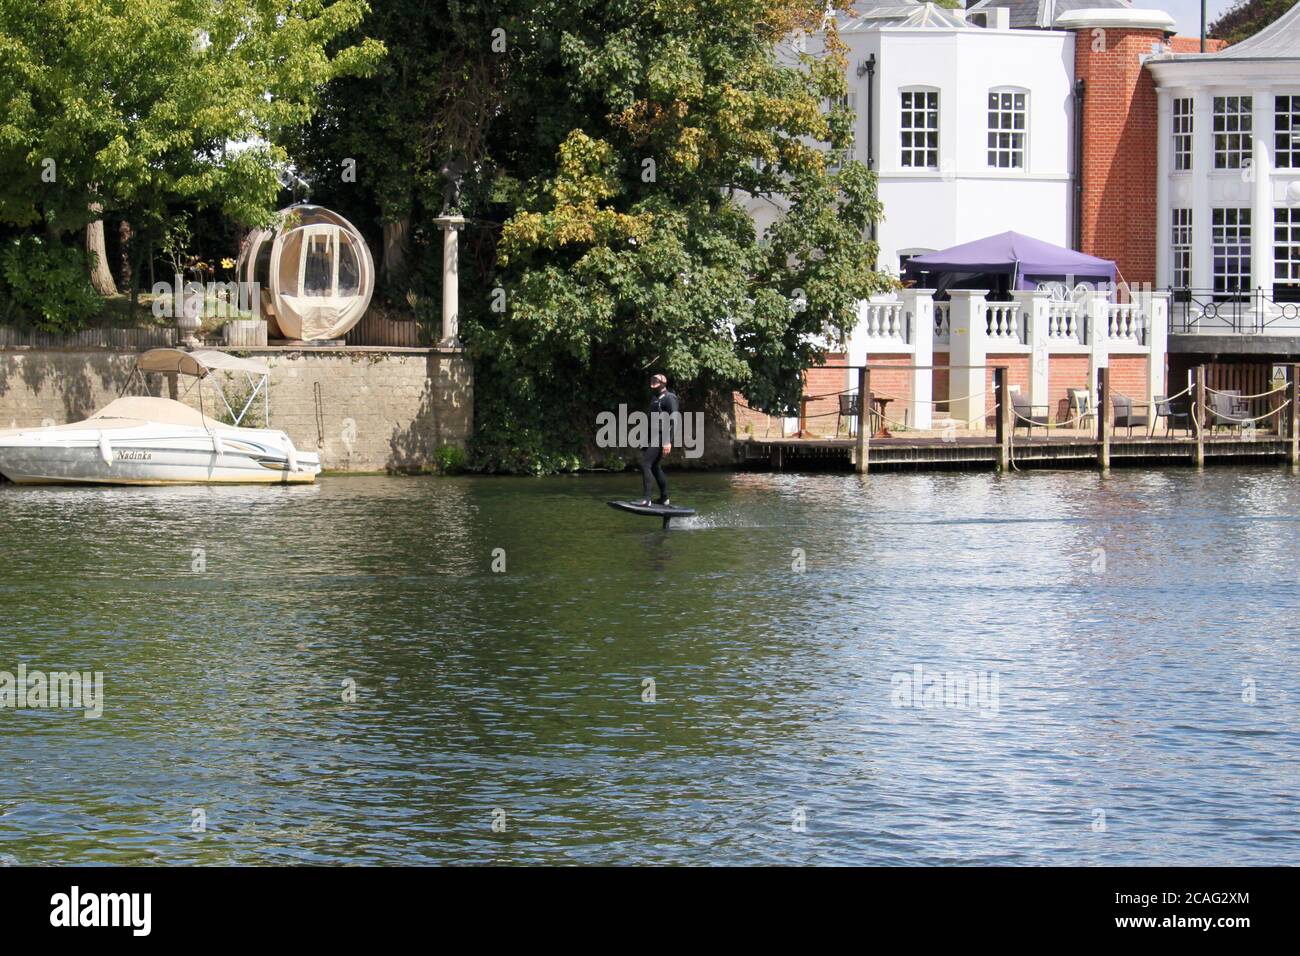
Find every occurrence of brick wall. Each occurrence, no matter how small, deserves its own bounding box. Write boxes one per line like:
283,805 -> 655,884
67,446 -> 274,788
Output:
864,354 -> 914,430
1108,354 -> 1149,403
1048,354 -> 1091,422
1074,27 -> 1164,286
0,347 -> 473,472
1167,36 -> 1228,54
804,355 -> 850,435
933,352 -> 950,412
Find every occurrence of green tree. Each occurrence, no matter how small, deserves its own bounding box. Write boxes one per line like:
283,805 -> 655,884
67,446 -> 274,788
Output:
1210,0 -> 1293,42
0,0 -> 383,319
291,1 -> 891,472
474,1 -> 891,470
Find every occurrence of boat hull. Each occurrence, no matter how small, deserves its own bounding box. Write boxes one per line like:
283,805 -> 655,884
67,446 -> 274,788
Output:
0,427 -> 320,486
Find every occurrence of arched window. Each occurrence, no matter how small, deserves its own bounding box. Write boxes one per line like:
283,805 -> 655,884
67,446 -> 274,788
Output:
900,88 -> 939,169
987,88 -> 1028,169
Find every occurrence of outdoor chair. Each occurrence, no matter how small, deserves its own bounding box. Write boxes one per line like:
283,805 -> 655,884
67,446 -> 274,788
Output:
1154,394 -> 1192,437
836,393 -> 860,438
1209,390 -> 1250,435
1110,393 -> 1150,438
1011,389 -> 1051,435
1066,388 -> 1093,431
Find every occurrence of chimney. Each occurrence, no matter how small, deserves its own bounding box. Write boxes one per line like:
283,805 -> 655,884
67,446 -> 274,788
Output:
971,6 -> 1011,30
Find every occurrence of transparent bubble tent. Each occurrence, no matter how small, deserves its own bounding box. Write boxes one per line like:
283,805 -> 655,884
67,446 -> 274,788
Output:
236,204 -> 375,341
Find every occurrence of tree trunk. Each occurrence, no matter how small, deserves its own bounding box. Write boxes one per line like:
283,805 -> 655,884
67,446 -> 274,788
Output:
118,220 -> 133,289
86,205 -> 117,296
382,216 -> 411,289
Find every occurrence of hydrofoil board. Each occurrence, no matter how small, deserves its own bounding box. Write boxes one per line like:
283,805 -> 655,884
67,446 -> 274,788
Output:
608,500 -> 696,527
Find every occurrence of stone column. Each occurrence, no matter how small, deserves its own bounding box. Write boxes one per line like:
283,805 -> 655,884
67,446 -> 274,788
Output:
1087,290 -> 1110,415
902,288 -> 934,430
1156,89 -> 1172,289
1191,88 -> 1213,291
947,290 -> 988,429
1145,290 -> 1169,417
1251,91 -> 1274,299
1012,289 -> 1051,416
433,215 -> 467,347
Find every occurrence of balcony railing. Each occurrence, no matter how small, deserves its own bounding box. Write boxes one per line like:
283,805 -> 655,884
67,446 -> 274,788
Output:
1107,303 -> 1147,345
860,301 -> 910,343
934,302 -> 951,344
1043,302 -> 1086,344
985,303 -> 1026,345
1169,287 -> 1300,335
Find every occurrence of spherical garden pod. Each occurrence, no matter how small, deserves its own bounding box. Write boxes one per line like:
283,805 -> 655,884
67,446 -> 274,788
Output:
236,204 -> 375,341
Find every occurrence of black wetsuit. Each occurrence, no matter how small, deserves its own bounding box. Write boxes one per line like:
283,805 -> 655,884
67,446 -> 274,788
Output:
641,389 -> 679,502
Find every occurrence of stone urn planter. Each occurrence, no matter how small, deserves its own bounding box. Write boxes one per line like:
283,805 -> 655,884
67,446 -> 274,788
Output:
173,278 -> 204,348
222,318 -> 268,347
175,299 -> 202,348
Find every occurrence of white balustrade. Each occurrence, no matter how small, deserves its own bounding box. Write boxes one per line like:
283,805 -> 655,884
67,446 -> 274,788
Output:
861,301 -> 909,343
985,303 -> 1024,344
1107,303 -> 1145,344
933,302 -> 951,344
1043,302 -> 1084,344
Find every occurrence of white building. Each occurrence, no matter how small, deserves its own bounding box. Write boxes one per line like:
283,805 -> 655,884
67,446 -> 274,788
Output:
752,1 -> 1078,291
1148,5 -> 1300,333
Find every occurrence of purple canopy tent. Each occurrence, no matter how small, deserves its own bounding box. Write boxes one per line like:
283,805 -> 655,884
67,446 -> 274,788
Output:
902,231 -> 1117,293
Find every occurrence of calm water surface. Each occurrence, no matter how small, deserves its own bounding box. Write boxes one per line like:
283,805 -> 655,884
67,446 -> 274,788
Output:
1,468 -> 1298,865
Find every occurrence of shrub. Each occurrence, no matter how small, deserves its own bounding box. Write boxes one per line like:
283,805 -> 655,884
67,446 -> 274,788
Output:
0,236 -> 101,333
434,444 -> 467,474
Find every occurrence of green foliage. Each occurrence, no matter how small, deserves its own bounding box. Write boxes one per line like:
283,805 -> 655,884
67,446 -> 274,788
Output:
296,2 -> 892,472
434,444 -> 468,474
0,236 -> 101,332
469,1 -> 892,466
1210,0 -> 1293,42
0,0 -> 384,247
211,375 -> 266,428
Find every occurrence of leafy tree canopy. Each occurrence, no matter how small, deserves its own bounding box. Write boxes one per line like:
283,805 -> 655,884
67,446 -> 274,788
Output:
1209,0 -> 1294,42
294,1 -> 892,472
0,0 -> 384,242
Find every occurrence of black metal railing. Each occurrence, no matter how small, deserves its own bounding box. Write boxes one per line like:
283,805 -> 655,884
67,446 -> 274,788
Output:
1169,287 -> 1300,334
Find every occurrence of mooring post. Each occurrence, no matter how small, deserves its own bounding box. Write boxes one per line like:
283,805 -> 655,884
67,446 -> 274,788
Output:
1194,364 -> 1206,469
1289,364 -> 1300,471
995,367 -> 1011,472
1097,366 -> 1110,474
855,366 -> 870,474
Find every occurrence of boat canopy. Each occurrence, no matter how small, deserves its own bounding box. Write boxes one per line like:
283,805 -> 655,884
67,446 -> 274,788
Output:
88,396 -> 210,428
136,348 -> 271,378
128,348 -> 272,427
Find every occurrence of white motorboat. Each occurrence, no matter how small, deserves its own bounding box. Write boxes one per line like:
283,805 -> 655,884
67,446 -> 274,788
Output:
0,348 -> 320,486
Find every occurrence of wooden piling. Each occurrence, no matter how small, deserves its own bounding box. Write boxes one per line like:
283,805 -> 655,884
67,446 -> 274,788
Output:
1193,365 -> 1206,469
854,366 -> 870,474
1097,366 -> 1110,474
1289,364 -> 1300,471
995,367 -> 1011,472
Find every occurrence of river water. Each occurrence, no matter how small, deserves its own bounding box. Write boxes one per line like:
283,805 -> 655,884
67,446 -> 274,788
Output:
1,469 -> 1297,865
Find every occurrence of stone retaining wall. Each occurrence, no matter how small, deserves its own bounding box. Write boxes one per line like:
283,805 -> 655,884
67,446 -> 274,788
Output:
0,347 -> 472,472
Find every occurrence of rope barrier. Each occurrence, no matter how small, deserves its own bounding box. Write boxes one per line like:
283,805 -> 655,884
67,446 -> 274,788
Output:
1205,384 -> 1287,400
1197,399 -> 1290,425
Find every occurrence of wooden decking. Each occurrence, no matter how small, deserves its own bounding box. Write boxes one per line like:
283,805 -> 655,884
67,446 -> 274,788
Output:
738,433 -> 1296,472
